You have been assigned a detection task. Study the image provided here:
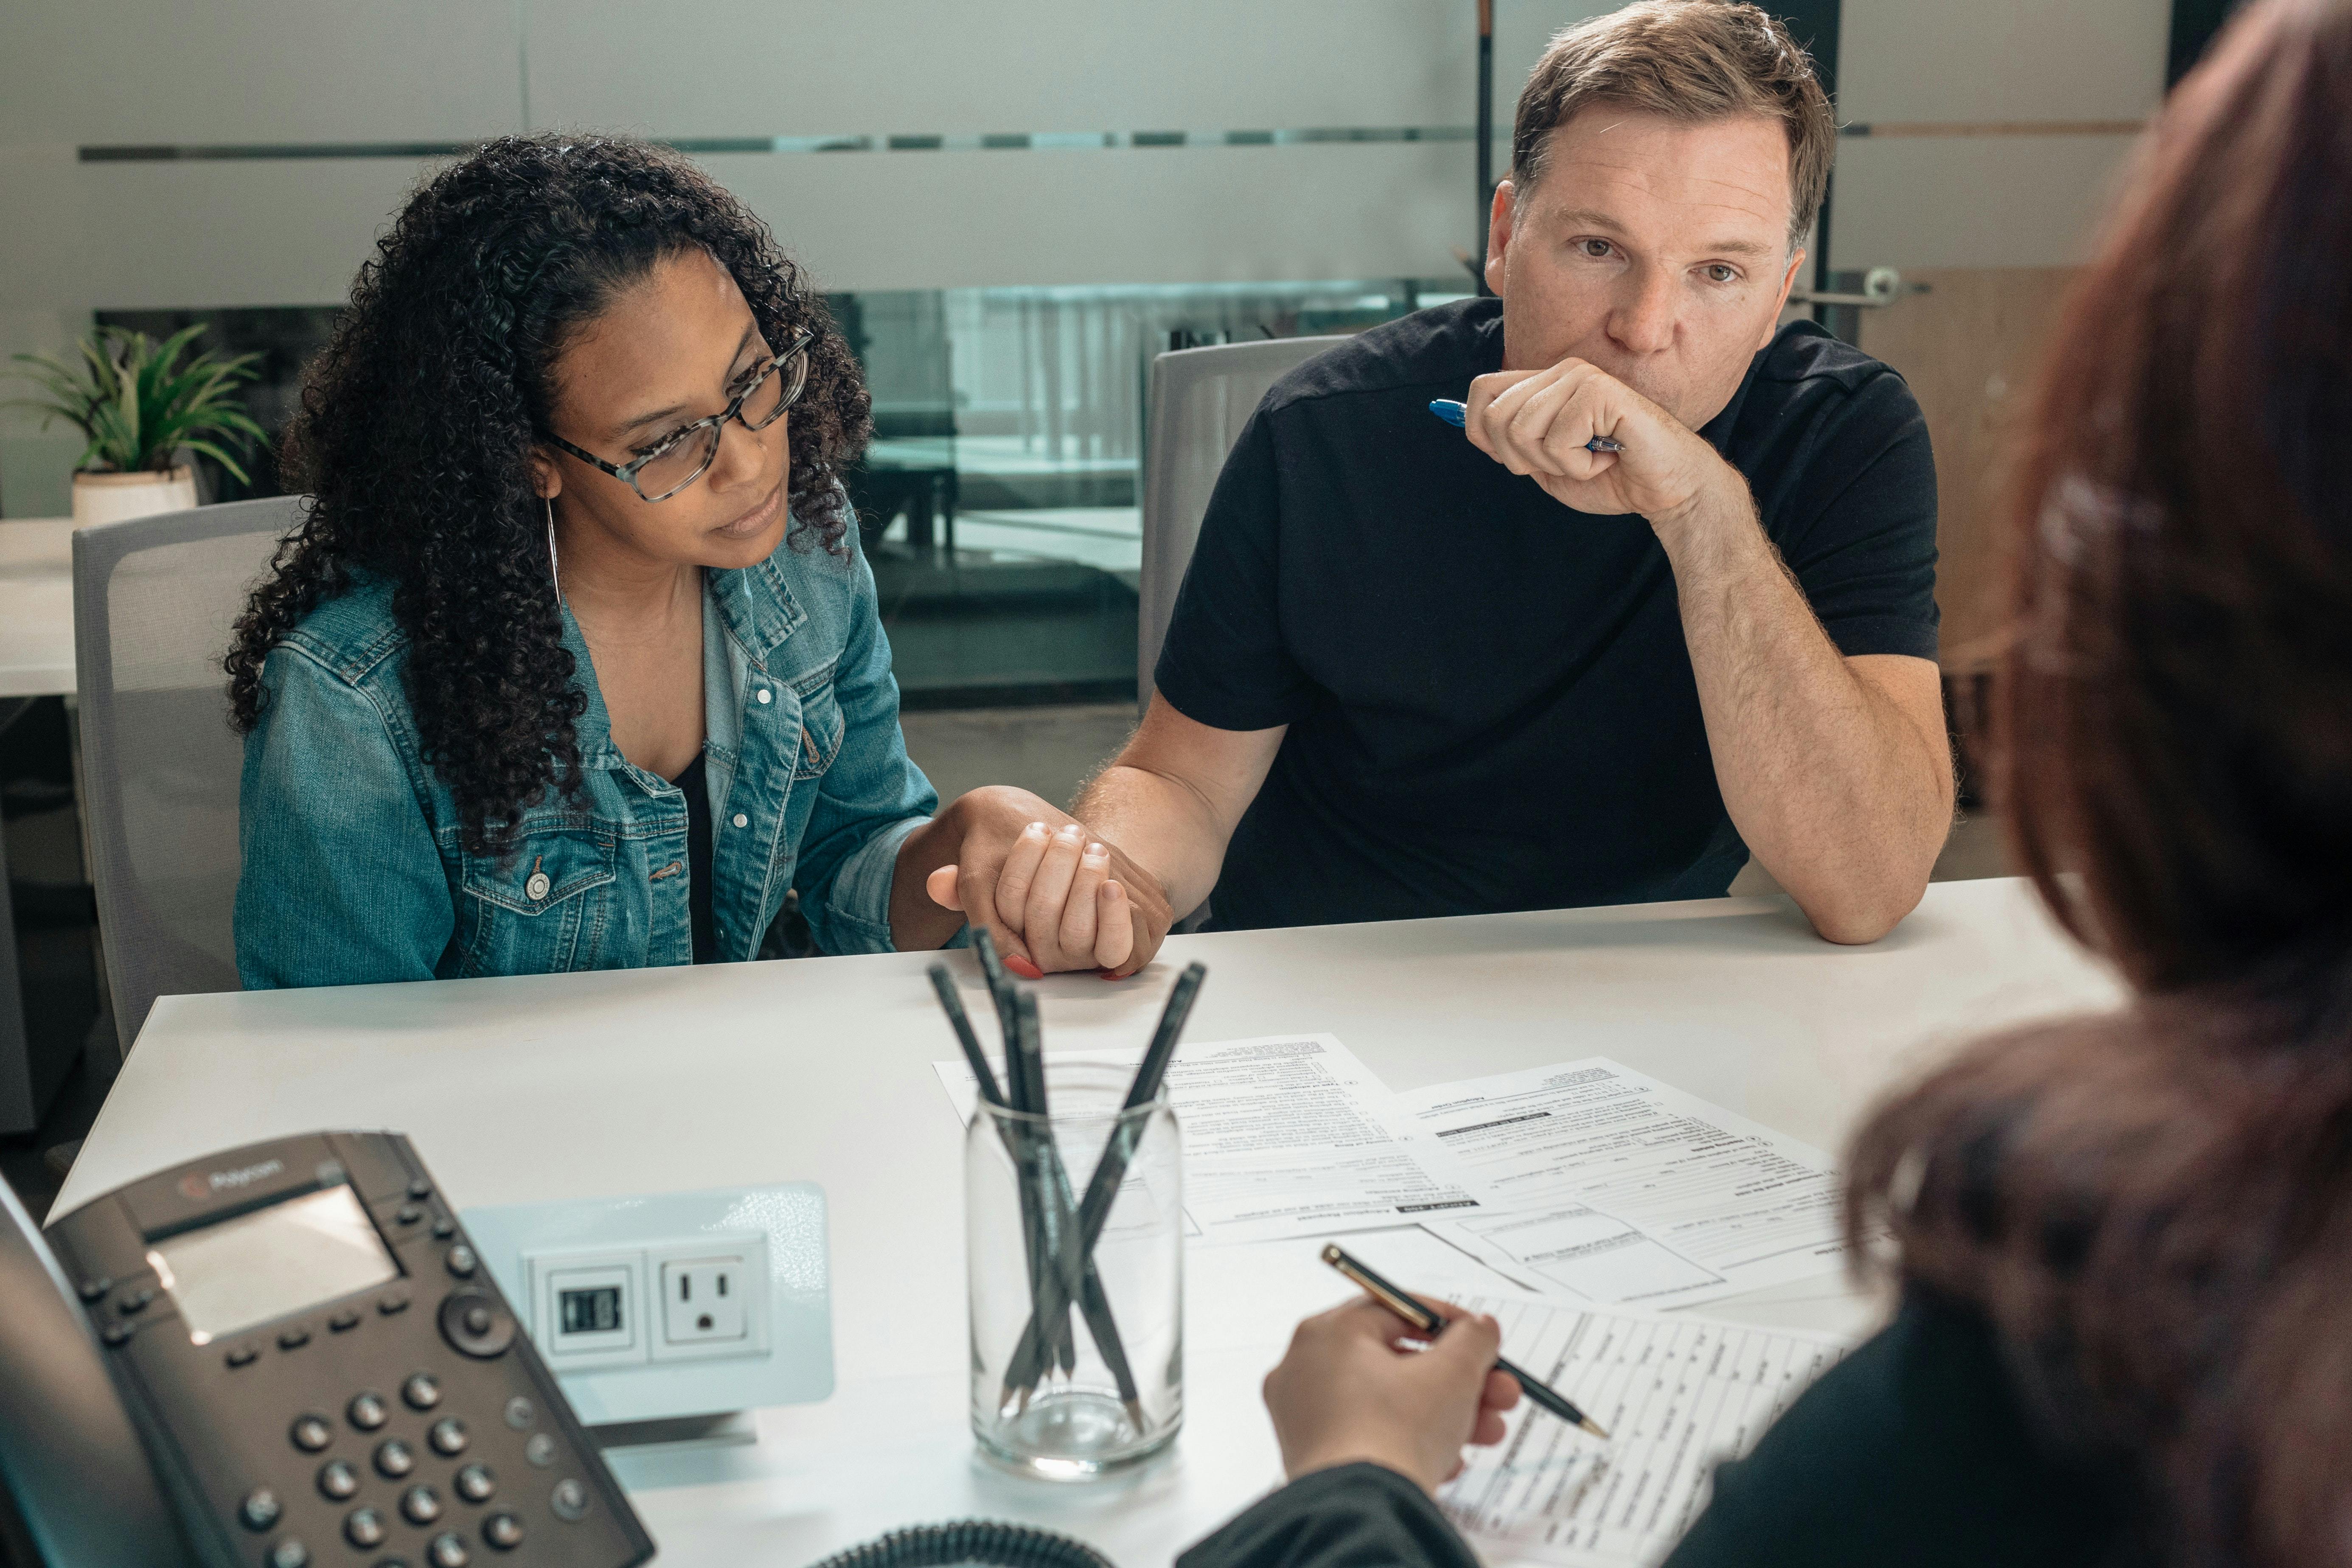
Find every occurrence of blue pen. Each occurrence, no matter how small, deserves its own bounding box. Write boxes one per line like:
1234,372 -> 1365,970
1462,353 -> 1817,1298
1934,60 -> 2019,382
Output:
1430,398 -> 1621,454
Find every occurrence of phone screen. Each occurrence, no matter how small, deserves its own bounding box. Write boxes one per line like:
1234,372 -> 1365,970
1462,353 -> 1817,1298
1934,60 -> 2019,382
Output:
150,1185 -> 400,1344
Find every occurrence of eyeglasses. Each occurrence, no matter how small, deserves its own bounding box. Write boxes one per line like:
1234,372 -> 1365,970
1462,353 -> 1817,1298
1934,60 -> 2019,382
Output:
542,329 -> 815,503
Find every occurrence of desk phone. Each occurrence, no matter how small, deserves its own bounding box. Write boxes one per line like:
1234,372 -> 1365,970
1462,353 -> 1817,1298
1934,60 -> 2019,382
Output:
39,1131 -> 654,1568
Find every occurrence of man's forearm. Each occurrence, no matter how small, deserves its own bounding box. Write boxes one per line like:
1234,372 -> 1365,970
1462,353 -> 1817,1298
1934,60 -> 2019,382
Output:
1071,766 -> 1231,921
1655,485 -> 1952,943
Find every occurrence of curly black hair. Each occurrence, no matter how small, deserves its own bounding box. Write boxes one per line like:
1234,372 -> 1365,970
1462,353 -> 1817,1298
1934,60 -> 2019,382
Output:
226,133 -> 871,857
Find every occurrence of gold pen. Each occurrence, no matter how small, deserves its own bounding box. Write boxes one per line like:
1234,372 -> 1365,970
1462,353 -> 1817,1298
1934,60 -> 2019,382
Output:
1322,1243 -> 1611,1439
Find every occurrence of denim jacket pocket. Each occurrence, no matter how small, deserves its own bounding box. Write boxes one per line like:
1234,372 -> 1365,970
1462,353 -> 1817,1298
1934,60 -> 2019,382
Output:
792,667 -> 846,780
456,828 -> 617,977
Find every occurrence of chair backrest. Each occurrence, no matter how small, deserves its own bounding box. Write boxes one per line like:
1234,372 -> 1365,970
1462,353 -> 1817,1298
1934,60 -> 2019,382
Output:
1138,337 -> 1347,703
73,496 -> 304,1051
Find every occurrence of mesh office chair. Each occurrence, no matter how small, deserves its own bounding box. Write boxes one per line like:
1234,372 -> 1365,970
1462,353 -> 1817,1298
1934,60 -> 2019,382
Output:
73,496 -> 303,1052
1137,337 -> 1346,702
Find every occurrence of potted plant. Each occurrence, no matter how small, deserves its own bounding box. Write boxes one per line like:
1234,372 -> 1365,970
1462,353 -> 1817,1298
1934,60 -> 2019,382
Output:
3,323 -> 268,527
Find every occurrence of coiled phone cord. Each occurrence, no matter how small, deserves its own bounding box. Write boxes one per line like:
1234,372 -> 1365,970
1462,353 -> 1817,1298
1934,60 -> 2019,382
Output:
805,1520 -> 1117,1568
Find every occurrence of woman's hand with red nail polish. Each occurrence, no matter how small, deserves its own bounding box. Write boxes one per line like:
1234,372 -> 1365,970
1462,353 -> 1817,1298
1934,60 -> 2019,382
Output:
922,786 -> 1172,975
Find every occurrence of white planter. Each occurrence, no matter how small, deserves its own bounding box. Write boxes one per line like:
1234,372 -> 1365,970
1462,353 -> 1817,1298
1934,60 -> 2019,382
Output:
71,465 -> 198,528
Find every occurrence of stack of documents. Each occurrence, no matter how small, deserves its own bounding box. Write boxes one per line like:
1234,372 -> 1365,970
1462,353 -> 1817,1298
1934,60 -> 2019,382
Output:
937,1036 -> 1847,1301
935,1035 -> 1861,1564
1439,1294 -> 1845,1566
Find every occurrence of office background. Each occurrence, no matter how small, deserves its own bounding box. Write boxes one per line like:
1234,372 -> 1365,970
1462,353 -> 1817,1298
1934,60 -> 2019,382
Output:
0,0 -> 2169,688
0,0 -> 2200,1202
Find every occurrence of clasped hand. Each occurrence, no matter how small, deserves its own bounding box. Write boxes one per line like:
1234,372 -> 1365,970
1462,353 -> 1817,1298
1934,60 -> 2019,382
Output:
925,785 -> 1173,977
1464,357 -> 1732,528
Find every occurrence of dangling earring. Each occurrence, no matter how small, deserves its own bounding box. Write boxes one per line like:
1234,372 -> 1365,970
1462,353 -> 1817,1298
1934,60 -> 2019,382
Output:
545,496 -> 564,608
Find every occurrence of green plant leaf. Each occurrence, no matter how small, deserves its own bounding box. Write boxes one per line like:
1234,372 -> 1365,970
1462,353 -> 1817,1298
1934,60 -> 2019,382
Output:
116,350 -> 145,469
7,323 -> 267,474
0,396 -> 86,433
175,437 -> 253,485
1,353 -> 102,438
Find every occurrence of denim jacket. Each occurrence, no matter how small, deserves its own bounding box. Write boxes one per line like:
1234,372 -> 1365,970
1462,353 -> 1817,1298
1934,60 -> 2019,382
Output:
235,524 -> 937,988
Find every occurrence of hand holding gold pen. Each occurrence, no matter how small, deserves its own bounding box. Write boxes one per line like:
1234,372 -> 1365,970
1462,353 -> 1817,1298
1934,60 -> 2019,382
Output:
1322,1245 -> 1610,1439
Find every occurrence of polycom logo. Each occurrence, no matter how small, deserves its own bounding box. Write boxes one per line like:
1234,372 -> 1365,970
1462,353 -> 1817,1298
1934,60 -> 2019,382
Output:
179,1158 -> 285,1201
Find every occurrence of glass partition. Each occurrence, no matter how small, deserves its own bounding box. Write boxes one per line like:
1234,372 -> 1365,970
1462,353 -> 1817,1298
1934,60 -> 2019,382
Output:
104,280 -> 1480,707
838,279 -> 1471,707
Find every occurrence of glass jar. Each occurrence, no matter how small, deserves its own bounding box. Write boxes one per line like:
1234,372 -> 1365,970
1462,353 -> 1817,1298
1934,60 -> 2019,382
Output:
966,1060 -> 1182,1478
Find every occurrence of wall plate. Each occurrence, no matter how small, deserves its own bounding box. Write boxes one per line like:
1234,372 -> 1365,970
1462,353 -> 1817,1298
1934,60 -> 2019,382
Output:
464,1182 -> 832,1427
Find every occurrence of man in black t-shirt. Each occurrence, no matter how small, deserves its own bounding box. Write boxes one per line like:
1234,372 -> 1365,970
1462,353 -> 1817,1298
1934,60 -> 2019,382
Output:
924,0 -> 1953,972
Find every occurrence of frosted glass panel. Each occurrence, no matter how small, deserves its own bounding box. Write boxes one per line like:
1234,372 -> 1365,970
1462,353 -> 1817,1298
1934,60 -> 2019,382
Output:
526,0 -> 1469,135
1839,0 -> 2166,124
0,0 -> 520,144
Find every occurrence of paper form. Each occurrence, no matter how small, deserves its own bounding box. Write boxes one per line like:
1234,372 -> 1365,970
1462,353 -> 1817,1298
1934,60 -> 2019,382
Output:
1439,1293 -> 1848,1566
1401,1060 -> 1849,1309
933,1034 -> 1487,1246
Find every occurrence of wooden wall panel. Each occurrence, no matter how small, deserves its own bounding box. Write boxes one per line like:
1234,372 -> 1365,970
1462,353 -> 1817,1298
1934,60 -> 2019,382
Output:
1858,266 -> 2079,670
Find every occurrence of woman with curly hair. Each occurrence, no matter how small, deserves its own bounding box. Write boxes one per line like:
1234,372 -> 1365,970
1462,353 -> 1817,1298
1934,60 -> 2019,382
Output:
1190,2 -> 2352,1565
228,135 -> 1141,984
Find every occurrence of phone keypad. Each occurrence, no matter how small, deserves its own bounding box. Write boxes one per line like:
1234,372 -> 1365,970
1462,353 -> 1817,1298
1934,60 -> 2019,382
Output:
277,1384 -> 575,1567
344,1505 -> 387,1548
55,1139 -> 643,1568
220,1205 -> 606,1564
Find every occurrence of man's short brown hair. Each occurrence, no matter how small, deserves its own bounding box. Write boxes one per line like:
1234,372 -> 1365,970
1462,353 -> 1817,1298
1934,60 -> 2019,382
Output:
1511,0 -> 1836,249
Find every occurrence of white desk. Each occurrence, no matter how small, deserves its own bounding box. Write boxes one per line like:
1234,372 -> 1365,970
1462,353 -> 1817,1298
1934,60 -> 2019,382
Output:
0,518 -> 75,699
59,879 -> 2119,1567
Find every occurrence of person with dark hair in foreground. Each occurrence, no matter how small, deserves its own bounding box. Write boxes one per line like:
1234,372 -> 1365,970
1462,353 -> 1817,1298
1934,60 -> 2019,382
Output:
1183,0 -> 2352,1562
228,135 -> 1125,984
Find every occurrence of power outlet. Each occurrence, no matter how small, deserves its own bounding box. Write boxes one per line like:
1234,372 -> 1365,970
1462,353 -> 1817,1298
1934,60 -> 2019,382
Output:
647,1236 -> 769,1364
661,1258 -> 748,1345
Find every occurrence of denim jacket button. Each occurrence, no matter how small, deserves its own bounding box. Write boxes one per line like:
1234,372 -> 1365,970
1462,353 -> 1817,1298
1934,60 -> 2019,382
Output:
525,872 -> 550,902
756,687 -> 772,704
730,813 -> 748,829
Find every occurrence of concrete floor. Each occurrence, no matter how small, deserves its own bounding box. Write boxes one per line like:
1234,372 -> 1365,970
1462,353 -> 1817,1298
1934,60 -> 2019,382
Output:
899,702 -> 1141,809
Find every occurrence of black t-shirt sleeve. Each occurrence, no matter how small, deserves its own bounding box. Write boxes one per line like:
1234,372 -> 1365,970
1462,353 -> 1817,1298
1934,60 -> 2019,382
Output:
1152,407 -> 1314,732
1660,1294 -> 2122,1568
1775,372 -> 1940,663
1177,1464 -> 1480,1568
